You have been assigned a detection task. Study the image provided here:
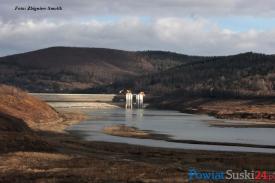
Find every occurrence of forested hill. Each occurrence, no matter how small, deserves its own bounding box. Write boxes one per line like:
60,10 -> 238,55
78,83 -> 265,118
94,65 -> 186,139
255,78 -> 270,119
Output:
94,52 -> 275,98
1,47 -> 274,97
0,47 -> 205,92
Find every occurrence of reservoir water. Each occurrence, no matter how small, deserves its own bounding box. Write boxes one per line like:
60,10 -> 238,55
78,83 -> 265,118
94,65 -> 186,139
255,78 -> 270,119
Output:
67,108 -> 275,153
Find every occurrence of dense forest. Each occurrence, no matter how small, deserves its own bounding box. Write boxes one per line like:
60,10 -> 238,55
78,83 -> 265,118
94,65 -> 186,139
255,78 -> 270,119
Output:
87,52 -> 275,98
141,52 -> 275,98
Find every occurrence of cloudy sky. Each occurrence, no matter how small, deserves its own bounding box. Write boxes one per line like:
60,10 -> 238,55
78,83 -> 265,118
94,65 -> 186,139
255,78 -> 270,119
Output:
1,0 -> 275,56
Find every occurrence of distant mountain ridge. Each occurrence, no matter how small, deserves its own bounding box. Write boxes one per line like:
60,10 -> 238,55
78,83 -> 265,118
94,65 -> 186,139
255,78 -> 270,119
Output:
0,47 -> 205,92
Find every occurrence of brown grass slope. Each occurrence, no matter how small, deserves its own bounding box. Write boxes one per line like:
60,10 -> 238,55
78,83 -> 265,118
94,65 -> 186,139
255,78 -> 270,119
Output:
0,85 -> 61,127
0,85 -> 60,153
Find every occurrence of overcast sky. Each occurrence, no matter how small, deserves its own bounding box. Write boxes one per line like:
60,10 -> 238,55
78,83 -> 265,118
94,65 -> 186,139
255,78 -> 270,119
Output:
1,0 -> 275,56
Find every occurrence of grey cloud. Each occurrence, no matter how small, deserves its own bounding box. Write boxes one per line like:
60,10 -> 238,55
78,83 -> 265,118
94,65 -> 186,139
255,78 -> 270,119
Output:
1,0 -> 275,56
0,18 -> 275,56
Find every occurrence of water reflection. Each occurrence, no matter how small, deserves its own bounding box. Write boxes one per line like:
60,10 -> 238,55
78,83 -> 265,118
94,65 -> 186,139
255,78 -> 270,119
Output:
125,109 -> 144,127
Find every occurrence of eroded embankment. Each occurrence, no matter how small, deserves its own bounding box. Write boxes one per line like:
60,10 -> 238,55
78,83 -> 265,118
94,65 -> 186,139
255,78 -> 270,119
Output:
0,84 -> 84,153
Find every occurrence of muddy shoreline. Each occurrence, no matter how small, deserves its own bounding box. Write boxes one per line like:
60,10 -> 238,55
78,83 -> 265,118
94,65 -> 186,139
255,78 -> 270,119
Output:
2,103 -> 275,182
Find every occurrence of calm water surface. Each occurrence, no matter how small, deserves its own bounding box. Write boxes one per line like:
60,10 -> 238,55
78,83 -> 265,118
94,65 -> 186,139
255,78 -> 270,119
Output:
67,108 -> 275,153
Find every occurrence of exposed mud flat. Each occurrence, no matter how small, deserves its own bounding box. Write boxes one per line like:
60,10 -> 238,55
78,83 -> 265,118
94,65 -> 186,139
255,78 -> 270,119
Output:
103,125 -> 149,138
2,135 -> 275,183
103,124 -> 170,140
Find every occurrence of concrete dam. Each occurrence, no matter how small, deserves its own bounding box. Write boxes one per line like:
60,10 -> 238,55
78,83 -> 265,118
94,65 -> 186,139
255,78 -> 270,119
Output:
30,93 -> 157,108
